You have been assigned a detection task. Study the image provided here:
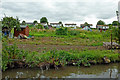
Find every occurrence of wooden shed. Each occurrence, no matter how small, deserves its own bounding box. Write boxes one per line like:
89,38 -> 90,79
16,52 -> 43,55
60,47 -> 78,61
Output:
14,25 -> 29,37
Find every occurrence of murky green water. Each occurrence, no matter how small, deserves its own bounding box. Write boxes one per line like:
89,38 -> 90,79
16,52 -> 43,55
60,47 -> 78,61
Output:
2,63 -> 119,78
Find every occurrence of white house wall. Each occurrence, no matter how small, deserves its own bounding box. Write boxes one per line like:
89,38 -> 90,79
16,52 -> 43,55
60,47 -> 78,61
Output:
97,26 -> 109,29
51,24 -> 62,27
65,25 -> 76,28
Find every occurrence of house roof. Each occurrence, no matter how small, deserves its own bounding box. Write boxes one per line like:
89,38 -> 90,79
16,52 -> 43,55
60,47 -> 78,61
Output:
50,23 -> 61,25
80,24 -> 93,26
26,22 -> 33,24
89,24 -> 93,26
81,24 -> 84,25
96,25 -> 108,26
39,22 -> 47,24
65,24 -> 76,25
40,23 -> 47,25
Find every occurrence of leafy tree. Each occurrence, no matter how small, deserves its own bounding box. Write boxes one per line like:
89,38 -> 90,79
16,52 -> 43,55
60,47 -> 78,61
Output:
59,21 -> 63,27
112,21 -> 118,26
97,20 -> 105,25
112,27 -> 119,38
108,24 -> 112,26
84,22 -> 90,27
33,20 -> 38,25
109,25 -> 113,29
59,21 -> 62,24
22,20 -> 26,25
40,17 -> 48,23
2,16 -> 20,31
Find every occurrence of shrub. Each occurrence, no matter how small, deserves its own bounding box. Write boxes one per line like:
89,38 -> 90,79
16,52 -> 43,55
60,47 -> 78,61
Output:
2,42 -> 28,71
112,27 -> 119,38
79,33 -> 86,38
44,26 -> 49,29
69,30 -> 80,36
35,24 -> 44,29
56,28 -> 68,35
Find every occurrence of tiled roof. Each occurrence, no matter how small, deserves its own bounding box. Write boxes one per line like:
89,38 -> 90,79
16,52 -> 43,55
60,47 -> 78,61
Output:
65,24 -> 76,25
81,24 -> 93,26
26,22 -> 33,24
50,23 -> 61,24
96,25 -> 108,26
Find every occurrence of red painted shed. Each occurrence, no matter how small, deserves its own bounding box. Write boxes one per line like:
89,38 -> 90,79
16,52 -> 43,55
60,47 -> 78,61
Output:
14,25 -> 29,37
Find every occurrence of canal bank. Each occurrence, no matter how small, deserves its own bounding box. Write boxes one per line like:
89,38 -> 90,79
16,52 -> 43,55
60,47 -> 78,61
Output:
2,42 -> 120,71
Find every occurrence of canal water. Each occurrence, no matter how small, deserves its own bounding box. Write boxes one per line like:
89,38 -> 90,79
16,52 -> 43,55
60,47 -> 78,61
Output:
2,63 -> 119,78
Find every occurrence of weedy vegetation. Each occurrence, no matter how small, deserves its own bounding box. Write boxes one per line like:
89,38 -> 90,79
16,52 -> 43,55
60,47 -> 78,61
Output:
2,41 -> 120,71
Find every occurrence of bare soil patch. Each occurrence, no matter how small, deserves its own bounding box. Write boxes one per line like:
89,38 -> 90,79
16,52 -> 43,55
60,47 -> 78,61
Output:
17,44 -> 106,52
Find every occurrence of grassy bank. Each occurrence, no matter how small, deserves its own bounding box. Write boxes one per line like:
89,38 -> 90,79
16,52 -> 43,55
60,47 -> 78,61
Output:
2,42 -> 120,71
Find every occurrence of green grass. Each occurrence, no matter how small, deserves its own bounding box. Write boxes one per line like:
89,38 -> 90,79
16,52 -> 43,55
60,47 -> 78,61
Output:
12,28 -> 114,46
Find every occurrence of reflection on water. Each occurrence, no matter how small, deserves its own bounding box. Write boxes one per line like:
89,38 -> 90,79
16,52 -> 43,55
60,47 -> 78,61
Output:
2,63 -> 119,78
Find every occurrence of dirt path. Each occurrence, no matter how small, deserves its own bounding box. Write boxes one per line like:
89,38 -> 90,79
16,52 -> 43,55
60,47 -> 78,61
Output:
17,44 -> 106,52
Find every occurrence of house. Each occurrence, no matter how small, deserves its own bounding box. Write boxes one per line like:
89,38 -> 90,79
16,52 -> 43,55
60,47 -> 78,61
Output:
26,22 -> 33,25
113,26 -> 118,28
65,23 -> 76,29
40,23 -> 47,26
48,25 -> 52,29
82,26 -> 92,31
50,23 -> 62,28
80,24 -> 93,28
96,25 -> 109,31
40,23 -> 48,29
14,25 -> 29,37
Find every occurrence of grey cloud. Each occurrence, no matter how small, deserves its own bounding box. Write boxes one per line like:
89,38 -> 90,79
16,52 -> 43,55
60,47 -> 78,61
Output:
1,1 -> 118,23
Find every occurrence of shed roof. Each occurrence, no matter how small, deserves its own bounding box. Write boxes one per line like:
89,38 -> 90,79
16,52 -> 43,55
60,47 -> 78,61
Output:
81,24 -> 93,26
26,22 -> 33,24
65,24 -> 76,25
96,25 -> 108,26
50,23 -> 61,25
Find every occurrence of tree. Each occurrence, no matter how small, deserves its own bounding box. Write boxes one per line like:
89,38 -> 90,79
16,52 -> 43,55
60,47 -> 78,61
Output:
112,21 -> 118,26
40,17 -> 48,23
33,20 -> 38,25
35,24 -> 44,29
2,16 -> 20,31
97,20 -> 105,25
59,21 -> 63,27
22,20 -> 26,25
84,22 -> 90,27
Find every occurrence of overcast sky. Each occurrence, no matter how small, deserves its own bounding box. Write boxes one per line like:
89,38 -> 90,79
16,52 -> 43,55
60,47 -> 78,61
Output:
1,0 -> 120,27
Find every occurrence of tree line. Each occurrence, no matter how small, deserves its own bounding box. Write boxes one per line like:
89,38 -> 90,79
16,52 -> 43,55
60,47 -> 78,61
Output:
1,16 -> 119,32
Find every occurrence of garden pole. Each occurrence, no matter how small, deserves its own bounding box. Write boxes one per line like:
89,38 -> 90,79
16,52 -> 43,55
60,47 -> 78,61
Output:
116,11 -> 120,44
